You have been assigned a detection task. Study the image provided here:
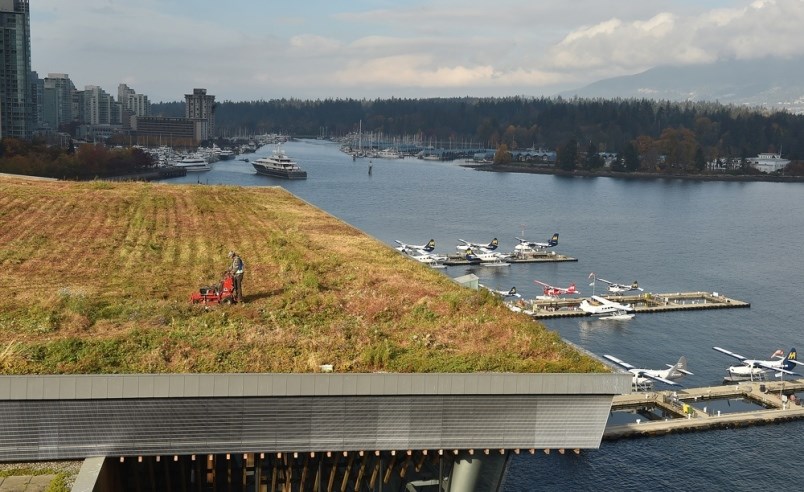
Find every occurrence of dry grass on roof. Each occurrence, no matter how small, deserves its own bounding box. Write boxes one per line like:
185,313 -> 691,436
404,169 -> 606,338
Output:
0,176 -> 606,375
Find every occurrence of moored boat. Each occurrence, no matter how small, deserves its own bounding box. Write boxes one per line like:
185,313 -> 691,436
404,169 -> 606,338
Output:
175,155 -> 211,172
252,146 -> 307,179
218,149 -> 236,160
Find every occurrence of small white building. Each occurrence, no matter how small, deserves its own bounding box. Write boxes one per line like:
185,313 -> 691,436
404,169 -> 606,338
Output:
749,153 -> 790,173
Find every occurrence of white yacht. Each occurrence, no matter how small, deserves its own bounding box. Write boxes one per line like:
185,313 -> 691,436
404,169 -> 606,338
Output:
218,149 -> 236,161
175,155 -> 211,172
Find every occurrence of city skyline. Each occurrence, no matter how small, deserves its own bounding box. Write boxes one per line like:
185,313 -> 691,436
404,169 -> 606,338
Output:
30,0 -> 804,103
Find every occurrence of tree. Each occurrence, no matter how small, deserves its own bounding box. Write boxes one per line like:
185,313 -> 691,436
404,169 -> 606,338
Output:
694,147 -> 706,172
584,142 -> 603,170
493,143 -> 512,165
623,142 -> 640,172
557,138 -> 578,171
67,139 -> 75,155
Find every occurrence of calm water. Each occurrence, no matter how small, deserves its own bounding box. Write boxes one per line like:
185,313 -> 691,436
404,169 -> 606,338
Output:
167,140 -> 804,491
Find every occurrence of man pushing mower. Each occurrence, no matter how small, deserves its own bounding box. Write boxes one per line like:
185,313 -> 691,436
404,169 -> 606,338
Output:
189,251 -> 245,305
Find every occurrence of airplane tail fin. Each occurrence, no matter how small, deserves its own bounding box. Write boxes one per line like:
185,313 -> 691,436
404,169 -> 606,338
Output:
548,233 -> 559,247
508,287 -> 517,296
488,238 -> 499,250
667,356 -> 694,377
782,348 -> 797,370
423,239 -> 436,252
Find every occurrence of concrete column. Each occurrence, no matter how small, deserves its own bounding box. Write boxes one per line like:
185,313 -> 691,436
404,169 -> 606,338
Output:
448,452 -> 508,492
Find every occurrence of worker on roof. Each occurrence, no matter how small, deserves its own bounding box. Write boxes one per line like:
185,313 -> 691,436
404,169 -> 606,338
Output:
227,251 -> 245,302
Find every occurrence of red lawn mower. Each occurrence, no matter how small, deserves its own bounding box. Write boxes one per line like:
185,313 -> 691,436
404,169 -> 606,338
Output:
190,272 -> 237,305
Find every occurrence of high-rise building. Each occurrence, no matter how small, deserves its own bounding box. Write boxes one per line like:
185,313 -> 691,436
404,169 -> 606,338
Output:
119,84 -> 151,118
0,0 -> 33,138
30,70 -> 43,130
42,73 -> 76,130
185,88 -> 215,140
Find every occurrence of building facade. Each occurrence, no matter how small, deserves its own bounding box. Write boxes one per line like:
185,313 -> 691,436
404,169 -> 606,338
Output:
185,88 -> 215,140
0,0 -> 32,138
118,83 -> 150,118
42,73 -> 76,130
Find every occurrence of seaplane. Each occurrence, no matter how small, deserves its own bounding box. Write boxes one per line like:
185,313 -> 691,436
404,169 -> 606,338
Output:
394,239 -> 446,268
394,239 -> 436,254
603,354 -> 693,391
405,250 -> 447,269
514,233 -> 559,253
712,347 -> 800,382
480,285 -> 521,298
590,273 -> 644,295
457,237 -> 500,253
579,295 -> 635,320
533,280 -> 579,297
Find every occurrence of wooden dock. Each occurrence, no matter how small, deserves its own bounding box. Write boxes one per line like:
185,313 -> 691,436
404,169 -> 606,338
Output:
443,251 -> 577,266
529,291 -> 749,319
604,380 -> 804,440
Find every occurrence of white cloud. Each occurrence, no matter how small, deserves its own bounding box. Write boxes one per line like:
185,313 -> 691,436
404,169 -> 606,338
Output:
28,0 -> 804,100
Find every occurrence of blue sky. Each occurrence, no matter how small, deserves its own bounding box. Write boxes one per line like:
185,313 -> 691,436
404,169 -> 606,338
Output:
30,0 -> 804,102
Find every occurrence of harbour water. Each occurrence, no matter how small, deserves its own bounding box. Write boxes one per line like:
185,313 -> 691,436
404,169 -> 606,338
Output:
166,140 -> 804,490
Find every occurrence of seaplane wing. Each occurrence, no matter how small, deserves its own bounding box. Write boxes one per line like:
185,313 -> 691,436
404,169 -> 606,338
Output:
602,354 -> 637,371
712,346 -> 748,362
755,362 -> 798,376
592,295 -> 632,310
637,372 -> 681,386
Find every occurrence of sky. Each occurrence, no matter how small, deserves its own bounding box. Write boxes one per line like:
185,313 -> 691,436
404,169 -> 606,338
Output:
29,0 -> 804,103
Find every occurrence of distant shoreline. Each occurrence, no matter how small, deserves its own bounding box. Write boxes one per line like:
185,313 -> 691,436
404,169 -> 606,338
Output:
470,164 -> 804,183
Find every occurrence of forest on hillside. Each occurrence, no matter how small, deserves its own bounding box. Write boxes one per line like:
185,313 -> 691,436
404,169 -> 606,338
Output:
152,97 -> 804,164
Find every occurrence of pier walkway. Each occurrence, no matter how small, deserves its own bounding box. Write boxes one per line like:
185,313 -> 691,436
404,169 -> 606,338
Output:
530,291 -> 749,319
604,380 -> 804,440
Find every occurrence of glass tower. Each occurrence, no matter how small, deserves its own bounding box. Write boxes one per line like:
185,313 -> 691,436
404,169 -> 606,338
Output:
0,0 -> 32,139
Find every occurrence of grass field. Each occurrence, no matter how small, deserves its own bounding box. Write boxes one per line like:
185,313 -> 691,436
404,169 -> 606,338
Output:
0,175 -> 606,375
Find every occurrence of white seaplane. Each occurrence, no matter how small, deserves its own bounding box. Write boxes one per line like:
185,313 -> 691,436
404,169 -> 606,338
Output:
603,354 -> 693,391
394,239 -> 436,253
457,238 -> 510,265
712,347 -> 800,382
457,237 -> 500,253
514,233 -> 558,253
588,273 -> 644,295
480,285 -> 521,298
394,239 -> 446,268
579,295 -> 635,320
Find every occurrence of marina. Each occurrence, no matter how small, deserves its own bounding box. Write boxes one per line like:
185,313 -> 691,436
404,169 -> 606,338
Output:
529,291 -> 750,318
605,380 -> 804,440
162,139 -> 804,490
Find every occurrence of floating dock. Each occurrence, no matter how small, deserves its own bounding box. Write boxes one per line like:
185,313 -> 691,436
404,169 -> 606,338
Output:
529,291 -> 749,319
443,251 -> 577,266
604,380 -> 804,440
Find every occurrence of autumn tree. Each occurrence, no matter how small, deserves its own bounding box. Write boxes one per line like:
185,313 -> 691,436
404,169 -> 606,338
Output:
657,127 -> 698,171
493,143 -> 512,165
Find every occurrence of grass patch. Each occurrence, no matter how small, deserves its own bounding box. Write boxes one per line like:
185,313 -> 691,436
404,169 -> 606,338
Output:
0,176 -> 607,374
